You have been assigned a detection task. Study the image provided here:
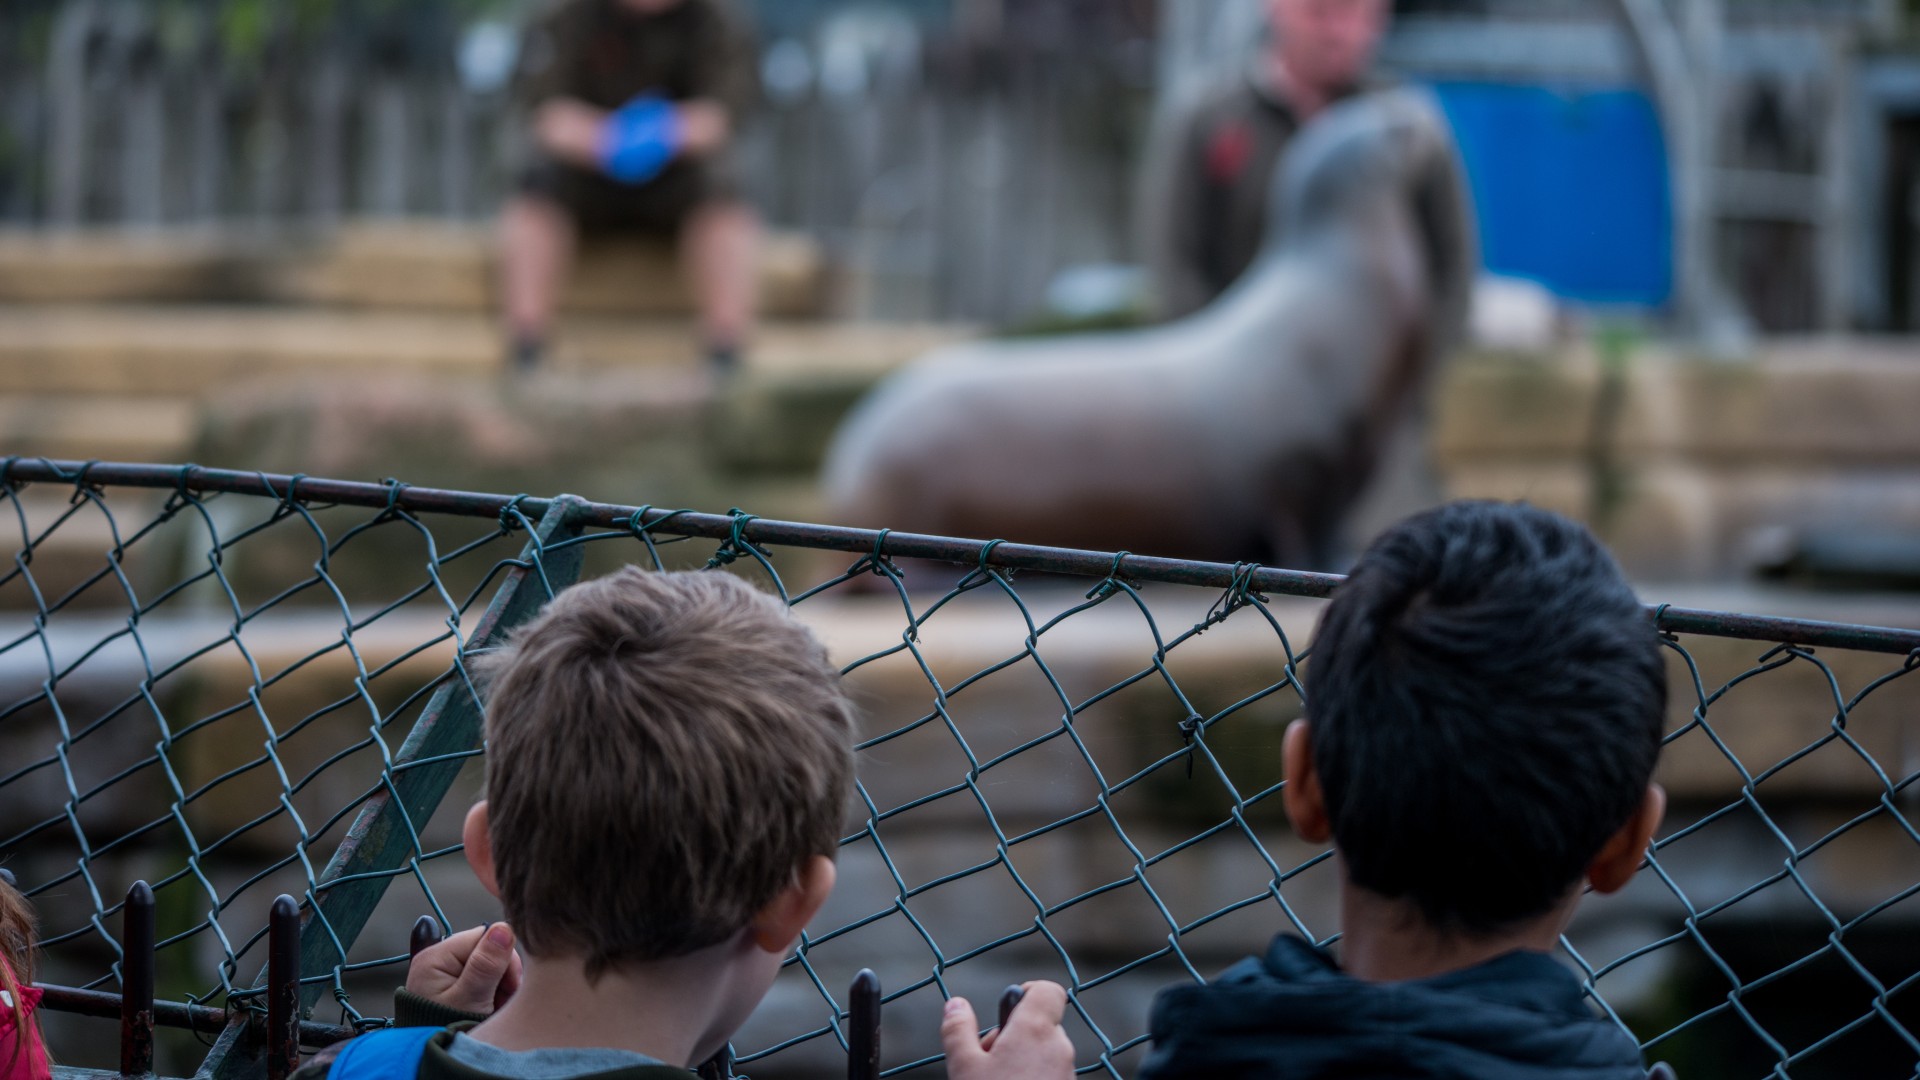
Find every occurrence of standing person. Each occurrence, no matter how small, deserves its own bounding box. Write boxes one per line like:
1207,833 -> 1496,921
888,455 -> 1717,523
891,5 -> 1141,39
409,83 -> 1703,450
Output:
501,0 -> 761,375
1141,0 -> 1393,318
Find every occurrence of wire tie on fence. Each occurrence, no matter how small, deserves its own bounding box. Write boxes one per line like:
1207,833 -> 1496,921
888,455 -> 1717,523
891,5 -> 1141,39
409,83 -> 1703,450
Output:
1651,603 -> 1682,644
977,539 -> 1008,572
377,477 -> 411,518
1905,647 -> 1920,673
706,509 -> 764,569
498,494 -> 533,533
629,505 -> 695,539
268,473 -> 309,518
1177,714 -> 1204,779
857,528 -> 898,578
1206,563 -> 1268,625
627,505 -> 655,537
1088,551 -> 1133,600
68,459 -> 104,504
160,463 -> 205,515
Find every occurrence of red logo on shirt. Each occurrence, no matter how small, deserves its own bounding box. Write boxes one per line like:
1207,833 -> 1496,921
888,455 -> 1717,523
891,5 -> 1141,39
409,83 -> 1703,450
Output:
1207,121 -> 1253,186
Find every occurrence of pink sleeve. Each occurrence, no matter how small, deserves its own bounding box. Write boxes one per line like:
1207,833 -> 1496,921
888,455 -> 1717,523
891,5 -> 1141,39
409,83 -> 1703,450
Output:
0,974 -> 51,1080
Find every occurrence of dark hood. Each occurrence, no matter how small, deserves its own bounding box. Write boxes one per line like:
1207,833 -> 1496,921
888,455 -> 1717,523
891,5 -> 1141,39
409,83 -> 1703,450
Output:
1137,936 -> 1647,1080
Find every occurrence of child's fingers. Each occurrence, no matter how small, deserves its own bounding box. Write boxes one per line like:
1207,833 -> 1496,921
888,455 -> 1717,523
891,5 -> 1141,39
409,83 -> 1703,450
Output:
452,923 -> 517,1005
431,925 -> 487,964
939,997 -> 987,1068
1003,981 -> 1069,1039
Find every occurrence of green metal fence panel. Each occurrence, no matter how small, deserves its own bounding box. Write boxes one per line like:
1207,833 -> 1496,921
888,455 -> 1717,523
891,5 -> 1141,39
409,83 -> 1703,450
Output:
0,460 -> 1915,1080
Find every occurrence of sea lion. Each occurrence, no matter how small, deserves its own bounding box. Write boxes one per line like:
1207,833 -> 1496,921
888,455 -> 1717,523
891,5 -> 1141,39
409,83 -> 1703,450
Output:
821,88 -> 1477,569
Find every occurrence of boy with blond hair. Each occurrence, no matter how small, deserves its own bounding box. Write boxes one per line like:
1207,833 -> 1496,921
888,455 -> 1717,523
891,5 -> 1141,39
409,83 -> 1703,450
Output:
299,568 -> 1070,1080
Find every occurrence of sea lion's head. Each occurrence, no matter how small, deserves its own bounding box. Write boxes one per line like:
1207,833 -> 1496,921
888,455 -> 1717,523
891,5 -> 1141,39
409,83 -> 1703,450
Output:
1266,88 -> 1456,247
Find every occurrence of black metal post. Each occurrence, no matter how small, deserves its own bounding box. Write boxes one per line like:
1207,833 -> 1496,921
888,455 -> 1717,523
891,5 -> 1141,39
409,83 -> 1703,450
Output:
266,896 -> 301,1080
848,969 -> 880,1080
36,985 -> 356,1047
997,985 -> 1025,1033
119,882 -> 155,1077
409,917 -> 441,959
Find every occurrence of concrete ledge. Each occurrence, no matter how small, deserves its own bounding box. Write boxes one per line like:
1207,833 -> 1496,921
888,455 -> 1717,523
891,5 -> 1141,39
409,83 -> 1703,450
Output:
0,306 -> 966,397
1438,339 -> 1920,464
0,223 -> 832,319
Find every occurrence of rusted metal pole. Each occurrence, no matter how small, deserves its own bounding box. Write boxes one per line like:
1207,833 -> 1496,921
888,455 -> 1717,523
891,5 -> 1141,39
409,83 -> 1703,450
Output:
409,917 -> 441,959
35,985 -> 355,1046
266,896 -> 301,1080
9,459 -> 1920,655
848,969 -> 880,1080
120,881 -> 156,1077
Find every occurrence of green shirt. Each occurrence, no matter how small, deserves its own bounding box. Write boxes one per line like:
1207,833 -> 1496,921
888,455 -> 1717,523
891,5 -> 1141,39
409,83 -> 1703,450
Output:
515,0 -> 759,118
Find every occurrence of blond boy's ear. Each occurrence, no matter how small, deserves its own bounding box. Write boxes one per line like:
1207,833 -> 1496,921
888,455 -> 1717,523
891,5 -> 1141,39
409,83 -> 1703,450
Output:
463,801 -> 502,900
1587,784 -> 1666,895
1282,720 -> 1333,845
749,855 -> 836,955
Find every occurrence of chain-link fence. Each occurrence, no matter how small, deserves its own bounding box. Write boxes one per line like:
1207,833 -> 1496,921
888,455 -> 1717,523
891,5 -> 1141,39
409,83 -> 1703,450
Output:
2,460 -> 1917,1080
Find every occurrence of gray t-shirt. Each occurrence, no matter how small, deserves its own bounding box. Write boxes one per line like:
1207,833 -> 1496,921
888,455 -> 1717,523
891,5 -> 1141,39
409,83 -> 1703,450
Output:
445,1034 -> 666,1079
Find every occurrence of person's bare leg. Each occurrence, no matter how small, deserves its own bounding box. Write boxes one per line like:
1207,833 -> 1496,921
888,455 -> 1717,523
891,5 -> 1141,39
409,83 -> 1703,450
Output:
499,194 -> 578,370
680,198 -> 760,371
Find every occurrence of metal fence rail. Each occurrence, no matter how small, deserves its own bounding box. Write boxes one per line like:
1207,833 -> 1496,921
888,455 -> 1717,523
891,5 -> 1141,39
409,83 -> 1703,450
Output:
1,459 -> 1916,1079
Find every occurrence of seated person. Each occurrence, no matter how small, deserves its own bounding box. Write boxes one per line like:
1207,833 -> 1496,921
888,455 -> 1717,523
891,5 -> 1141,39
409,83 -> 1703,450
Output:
1003,501 -> 1672,1080
296,568 -> 1072,1080
501,0 -> 762,375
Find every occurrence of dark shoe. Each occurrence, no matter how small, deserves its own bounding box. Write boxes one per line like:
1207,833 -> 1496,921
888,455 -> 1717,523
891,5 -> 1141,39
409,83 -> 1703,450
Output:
509,336 -> 546,374
706,344 -> 742,379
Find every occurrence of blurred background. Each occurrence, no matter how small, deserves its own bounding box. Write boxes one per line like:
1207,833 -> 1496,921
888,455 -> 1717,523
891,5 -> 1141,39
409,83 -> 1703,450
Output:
3,1 -> 1920,1078
0,0 -> 1917,574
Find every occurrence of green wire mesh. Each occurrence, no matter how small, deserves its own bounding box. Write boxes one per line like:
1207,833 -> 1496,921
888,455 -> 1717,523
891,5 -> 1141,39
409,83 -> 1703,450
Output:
1,461 -> 1917,1080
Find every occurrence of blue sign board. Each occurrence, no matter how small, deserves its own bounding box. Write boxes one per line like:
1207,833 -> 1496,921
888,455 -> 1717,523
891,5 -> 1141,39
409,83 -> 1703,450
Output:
1430,81 -> 1674,308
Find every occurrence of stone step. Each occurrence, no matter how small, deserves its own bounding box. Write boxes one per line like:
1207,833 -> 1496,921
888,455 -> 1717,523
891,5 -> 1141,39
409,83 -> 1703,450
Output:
0,222 -> 831,319
0,396 -> 198,463
1436,338 -> 1920,464
0,305 -> 966,397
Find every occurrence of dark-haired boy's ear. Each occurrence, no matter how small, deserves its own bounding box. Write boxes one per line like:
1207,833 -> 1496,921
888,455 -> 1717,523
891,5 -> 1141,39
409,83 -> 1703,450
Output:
749,855 -> 836,955
1282,720 -> 1333,845
463,802 -> 502,900
1587,784 -> 1666,894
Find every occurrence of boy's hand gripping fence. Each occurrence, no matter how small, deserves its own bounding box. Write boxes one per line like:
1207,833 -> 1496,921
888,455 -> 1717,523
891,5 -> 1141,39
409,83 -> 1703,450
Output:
0,461 -> 1916,1080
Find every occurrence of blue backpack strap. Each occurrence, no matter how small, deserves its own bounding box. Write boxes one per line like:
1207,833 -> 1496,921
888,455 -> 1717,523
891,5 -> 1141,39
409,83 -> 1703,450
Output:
326,1027 -> 441,1080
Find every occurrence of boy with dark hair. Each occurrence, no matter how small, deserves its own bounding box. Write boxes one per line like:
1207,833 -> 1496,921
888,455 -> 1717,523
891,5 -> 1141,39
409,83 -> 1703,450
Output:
983,500 -> 1669,1079
297,568 -> 1074,1080
1140,500 -> 1669,1079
